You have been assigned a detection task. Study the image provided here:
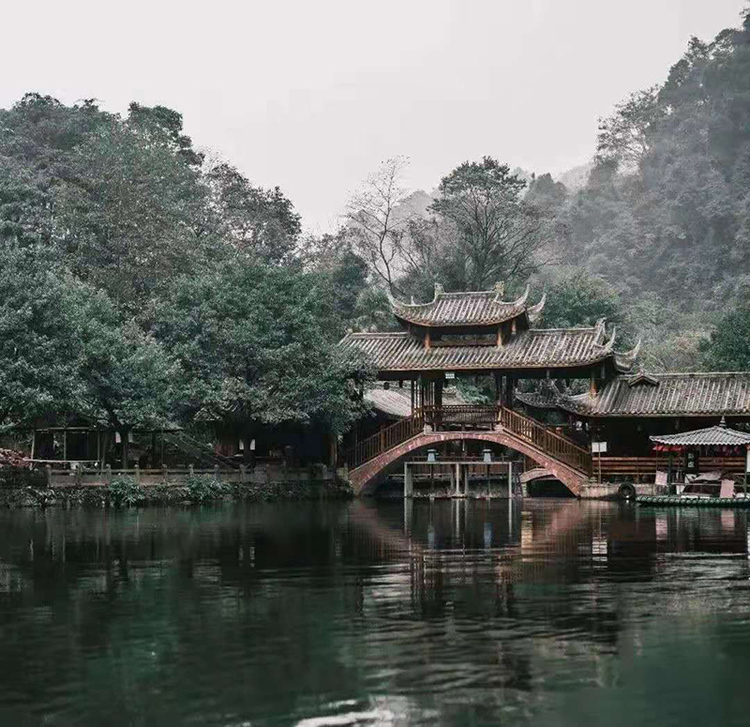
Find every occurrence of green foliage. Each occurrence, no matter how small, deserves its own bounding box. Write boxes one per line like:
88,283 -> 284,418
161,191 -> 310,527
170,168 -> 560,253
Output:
699,305 -> 750,371
107,477 -> 145,507
0,244 -> 80,425
564,10 -> 750,317
184,475 -> 231,503
155,259 -> 374,435
0,466 -> 46,489
206,162 -> 301,265
539,269 -> 626,331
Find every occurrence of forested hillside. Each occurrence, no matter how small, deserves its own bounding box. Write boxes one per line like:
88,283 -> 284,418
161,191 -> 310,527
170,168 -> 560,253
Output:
346,9 -> 750,372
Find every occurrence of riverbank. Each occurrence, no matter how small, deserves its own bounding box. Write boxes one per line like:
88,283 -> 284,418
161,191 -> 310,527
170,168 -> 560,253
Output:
0,478 -> 353,508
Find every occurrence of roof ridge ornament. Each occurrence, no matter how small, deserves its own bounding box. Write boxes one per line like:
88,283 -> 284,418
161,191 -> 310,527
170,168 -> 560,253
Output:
527,292 -> 546,324
603,324 -> 617,352
594,317 -> 607,343
512,284 -> 530,308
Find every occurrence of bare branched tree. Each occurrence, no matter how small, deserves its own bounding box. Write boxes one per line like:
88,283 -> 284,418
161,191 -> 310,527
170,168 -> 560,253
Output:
344,156 -> 413,295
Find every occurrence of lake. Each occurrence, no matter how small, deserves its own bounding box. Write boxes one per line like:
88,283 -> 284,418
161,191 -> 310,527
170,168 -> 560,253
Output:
1,499 -> 749,726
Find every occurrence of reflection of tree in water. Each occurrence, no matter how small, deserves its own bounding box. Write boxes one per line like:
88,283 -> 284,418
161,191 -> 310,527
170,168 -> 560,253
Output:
1,502 -> 750,724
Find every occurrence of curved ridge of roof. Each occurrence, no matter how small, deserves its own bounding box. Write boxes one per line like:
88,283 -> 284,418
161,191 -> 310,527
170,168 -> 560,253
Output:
527,292 -> 546,324
388,282 -> 541,327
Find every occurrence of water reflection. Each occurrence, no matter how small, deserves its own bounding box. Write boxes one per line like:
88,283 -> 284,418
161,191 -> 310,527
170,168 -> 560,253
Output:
1,501 -> 750,725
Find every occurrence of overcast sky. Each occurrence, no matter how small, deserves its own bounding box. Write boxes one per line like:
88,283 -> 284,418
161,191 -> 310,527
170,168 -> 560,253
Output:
2,0 -> 746,231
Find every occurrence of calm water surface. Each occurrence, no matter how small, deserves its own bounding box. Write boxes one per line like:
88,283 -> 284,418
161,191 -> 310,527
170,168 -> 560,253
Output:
1,499 -> 750,726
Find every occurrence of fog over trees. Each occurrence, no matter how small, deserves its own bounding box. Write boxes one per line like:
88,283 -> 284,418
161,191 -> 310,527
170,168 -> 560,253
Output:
3,8 -> 750,432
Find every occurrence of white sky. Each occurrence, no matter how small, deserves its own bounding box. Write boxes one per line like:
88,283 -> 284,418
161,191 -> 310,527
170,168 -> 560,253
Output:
1,0 -> 746,232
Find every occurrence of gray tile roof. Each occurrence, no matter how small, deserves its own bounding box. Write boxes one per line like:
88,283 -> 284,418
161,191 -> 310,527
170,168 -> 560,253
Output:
562,372 -> 750,417
389,285 -> 538,327
341,323 -> 615,373
650,425 -> 750,447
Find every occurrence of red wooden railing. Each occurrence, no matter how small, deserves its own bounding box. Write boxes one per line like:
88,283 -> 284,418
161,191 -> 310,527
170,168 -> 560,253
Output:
344,405 -> 592,475
497,407 -> 592,475
422,404 -> 500,429
344,410 -> 425,469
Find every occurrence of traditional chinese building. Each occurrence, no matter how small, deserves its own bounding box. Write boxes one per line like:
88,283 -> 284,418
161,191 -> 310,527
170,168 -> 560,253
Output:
339,283 -> 639,494
341,282 -> 639,409
340,283 -> 750,494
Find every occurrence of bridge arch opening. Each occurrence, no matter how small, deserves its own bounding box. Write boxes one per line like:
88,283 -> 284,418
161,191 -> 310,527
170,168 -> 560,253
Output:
351,431 -> 585,498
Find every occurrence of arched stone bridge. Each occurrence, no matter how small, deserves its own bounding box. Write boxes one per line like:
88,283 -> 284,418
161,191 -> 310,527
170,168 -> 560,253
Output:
348,429 -> 591,497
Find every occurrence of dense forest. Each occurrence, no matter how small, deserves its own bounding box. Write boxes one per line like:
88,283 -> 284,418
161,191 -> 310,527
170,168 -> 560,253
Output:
2,8 -> 750,439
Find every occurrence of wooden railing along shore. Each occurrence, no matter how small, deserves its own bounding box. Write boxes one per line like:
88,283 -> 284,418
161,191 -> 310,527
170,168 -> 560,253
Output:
42,464 -> 331,488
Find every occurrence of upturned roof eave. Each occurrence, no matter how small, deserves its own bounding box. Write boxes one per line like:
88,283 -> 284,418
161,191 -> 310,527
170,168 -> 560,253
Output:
372,352 -> 618,374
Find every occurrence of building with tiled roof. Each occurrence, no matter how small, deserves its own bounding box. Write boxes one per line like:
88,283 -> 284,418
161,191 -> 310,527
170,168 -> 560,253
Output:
342,283 -> 639,383
559,372 -> 750,418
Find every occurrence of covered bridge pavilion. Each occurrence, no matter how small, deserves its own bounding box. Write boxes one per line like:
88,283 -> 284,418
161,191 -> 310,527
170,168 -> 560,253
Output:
339,282 -> 640,494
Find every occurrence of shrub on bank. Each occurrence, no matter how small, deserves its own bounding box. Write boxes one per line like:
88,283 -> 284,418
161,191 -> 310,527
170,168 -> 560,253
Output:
185,475 -> 232,503
108,477 -> 146,507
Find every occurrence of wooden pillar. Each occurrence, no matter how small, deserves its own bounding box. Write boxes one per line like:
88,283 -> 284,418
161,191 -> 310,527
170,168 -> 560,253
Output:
63,426 -> 67,463
411,379 -> 415,414
30,430 -> 36,462
504,375 -> 515,410
497,324 -> 503,347
424,328 -> 431,350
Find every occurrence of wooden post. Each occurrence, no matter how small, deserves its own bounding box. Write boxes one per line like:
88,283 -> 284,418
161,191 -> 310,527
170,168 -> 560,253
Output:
30,430 -> 36,462
508,461 -> 513,499
162,464 -> 168,484
45,464 -> 52,488
63,426 -> 67,463
496,325 -> 503,347
134,464 -> 140,484
105,464 -> 112,485
667,453 -> 673,493
189,464 -> 194,477
504,375 -> 515,410
424,328 -> 431,350
214,464 -> 220,480
240,464 -> 246,484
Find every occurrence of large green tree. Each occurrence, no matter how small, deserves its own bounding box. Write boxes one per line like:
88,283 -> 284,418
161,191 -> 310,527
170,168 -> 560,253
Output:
0,245 -> 79,427
156,260 -> 373,459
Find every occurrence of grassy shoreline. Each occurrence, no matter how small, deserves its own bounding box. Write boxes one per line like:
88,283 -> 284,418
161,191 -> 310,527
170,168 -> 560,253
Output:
0,477 -> 353,508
